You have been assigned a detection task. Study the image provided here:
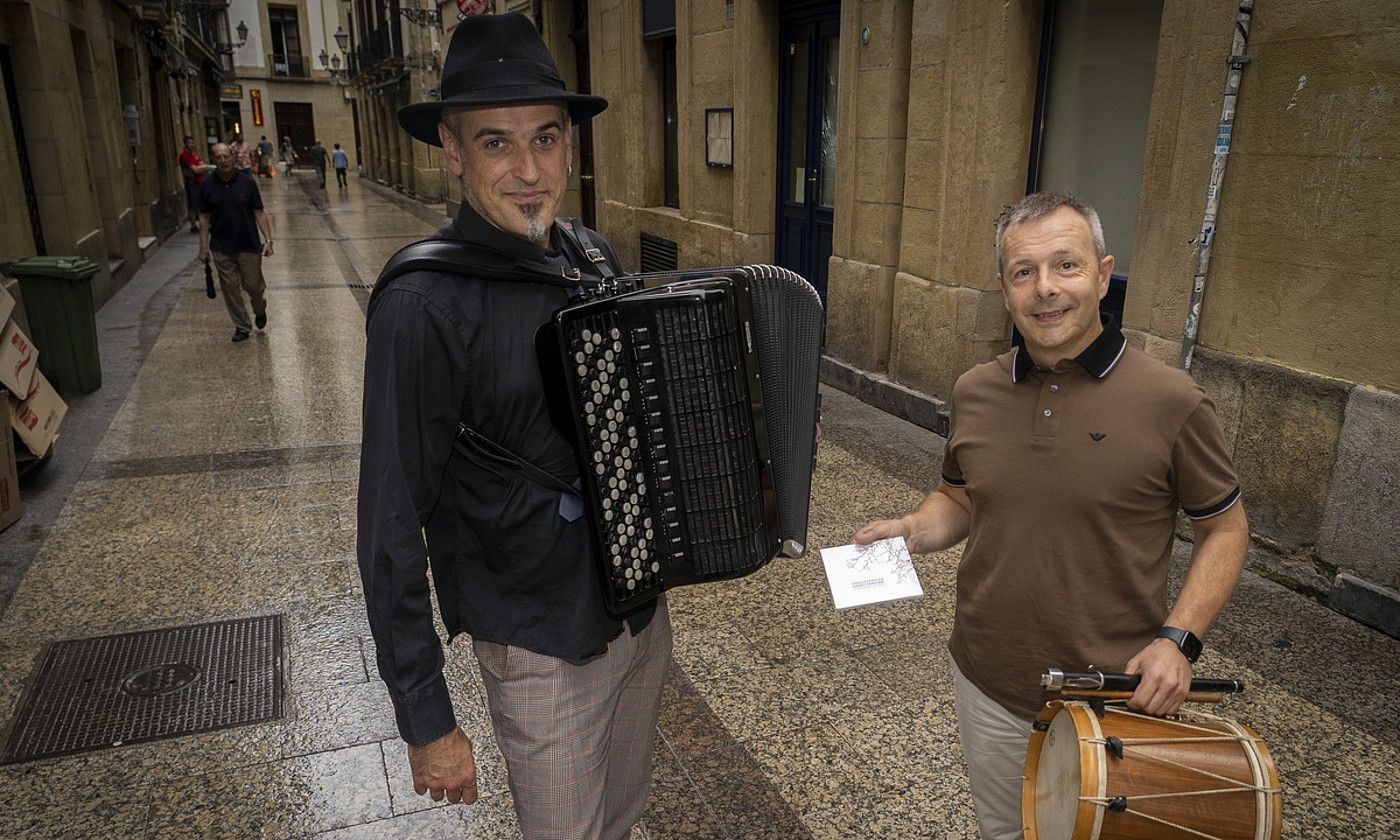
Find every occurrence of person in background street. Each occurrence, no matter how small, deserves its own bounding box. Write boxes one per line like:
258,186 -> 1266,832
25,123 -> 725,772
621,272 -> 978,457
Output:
178,135 -> 207,234
280,135 -> 297,170
331,143 -> 349,188
257,135 -> 275,177
229,134 -> 255,177
305,139 -> 328,188
197,142 -> 274,343
854,192 -> 1249,839
357,13 -> 670,840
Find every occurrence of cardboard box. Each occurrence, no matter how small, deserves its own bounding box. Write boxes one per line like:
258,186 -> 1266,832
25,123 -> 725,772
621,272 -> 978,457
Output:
0,318 -> 37,397
0,394 -> 20,532
10,369 -> 66,458
0,283 -> 14,326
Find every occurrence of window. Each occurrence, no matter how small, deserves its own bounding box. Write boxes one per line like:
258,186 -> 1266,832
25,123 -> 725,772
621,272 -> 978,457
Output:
661,36 -> 678,208
268,6 -> 306,77
1030,0 -> 1163,278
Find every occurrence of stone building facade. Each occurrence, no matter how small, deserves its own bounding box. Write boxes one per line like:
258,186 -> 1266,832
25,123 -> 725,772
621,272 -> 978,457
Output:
364,0 -> 1400,634
1,0 -> 232,307
226,0 -> 358,170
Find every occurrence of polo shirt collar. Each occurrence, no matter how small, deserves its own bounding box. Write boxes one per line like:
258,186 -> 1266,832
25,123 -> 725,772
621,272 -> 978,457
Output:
1011,315 -> 1128,383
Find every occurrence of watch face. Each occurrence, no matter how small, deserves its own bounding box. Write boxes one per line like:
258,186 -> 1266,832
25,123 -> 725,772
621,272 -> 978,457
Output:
1160,627 -> 1202,663
1183,633 -> 1203,663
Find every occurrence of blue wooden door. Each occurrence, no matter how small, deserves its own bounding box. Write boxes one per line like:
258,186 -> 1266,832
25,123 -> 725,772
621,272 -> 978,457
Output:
776,6 -> 839,300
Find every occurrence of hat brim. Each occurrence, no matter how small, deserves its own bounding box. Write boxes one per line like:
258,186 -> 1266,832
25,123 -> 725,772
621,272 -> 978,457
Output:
398,91 -> 608,147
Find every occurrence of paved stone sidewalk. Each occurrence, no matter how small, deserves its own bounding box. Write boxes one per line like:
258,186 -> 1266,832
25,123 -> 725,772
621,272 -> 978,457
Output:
0,172 -> 1395,838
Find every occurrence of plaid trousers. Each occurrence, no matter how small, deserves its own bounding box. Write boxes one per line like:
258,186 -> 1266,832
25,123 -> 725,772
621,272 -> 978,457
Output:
473,599 -> 672,840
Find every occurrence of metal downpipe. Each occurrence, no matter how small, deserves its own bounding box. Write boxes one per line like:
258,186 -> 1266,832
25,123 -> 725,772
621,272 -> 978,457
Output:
1179,0 -> 1255,372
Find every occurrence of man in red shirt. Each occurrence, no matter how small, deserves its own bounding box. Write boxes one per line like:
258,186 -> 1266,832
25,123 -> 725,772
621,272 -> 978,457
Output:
178,136 -> 207,234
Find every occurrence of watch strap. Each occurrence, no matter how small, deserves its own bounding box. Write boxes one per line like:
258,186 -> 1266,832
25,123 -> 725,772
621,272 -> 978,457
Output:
1157,626 -> 1202,663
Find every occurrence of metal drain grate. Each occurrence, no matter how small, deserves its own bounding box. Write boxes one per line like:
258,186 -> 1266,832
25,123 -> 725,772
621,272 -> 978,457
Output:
2,615 -> 284,764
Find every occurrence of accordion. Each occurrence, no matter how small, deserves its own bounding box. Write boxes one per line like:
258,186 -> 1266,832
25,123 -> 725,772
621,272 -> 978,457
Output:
544,265 -> 823,615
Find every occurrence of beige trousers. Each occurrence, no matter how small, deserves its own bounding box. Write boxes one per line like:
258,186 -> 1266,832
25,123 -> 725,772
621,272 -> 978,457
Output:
473,600 -> 672,840
951,655 -> 1035,839
211,250 -> 266,331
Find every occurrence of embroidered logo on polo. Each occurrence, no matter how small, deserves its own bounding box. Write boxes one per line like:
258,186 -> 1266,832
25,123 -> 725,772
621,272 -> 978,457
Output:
1089,432 -> 1107,441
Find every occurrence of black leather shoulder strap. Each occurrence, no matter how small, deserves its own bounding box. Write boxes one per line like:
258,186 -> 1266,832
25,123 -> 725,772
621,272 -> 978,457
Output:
555,217 -> 616,281
372,234 -> 594,498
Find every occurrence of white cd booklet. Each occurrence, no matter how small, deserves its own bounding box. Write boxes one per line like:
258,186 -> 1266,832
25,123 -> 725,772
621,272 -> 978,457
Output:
819,536 -> 924,609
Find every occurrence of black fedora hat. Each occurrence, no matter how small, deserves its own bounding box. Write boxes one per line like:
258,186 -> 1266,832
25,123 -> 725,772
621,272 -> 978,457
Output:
398,13 -> 607,147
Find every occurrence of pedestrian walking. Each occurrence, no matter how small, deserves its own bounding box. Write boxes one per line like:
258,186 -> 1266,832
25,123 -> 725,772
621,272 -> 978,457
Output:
256,135 -> 275,177
305,139 -> 328,188
357,14 -> 670,840
178,135 -> 209,234
197,143 -> 274,343
229,134 -> 255,176
331,143 -> 349,188
280,135 -> 297,170
854,192 -> 1248,839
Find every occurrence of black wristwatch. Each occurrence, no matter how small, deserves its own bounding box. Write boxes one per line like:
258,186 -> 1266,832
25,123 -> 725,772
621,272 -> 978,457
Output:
1157,626 -> 1203,663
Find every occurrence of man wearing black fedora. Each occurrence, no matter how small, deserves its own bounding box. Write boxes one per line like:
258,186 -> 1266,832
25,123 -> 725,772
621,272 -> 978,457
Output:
356,12 -> 672,839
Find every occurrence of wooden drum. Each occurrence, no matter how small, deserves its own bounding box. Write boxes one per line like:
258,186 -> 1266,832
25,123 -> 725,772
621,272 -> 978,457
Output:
1022,700 -> 1282,840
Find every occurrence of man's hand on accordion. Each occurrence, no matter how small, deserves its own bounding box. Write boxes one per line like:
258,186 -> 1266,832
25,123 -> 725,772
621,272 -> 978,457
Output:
407,726 -> 479,806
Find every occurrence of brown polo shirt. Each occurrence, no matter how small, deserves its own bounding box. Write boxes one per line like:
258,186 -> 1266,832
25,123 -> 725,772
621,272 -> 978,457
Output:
941,320 -> 1240,720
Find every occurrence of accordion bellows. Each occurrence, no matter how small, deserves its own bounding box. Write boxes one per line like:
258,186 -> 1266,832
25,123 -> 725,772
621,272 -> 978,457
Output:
549,265 -> 823,615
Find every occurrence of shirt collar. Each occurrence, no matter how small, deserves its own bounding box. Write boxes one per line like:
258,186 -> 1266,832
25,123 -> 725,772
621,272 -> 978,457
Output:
450,201 -> 556,265
1011,315 -> 1128,383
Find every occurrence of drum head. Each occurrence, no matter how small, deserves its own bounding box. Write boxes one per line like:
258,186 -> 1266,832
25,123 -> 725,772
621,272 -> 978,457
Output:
1034,709 -> 1088,840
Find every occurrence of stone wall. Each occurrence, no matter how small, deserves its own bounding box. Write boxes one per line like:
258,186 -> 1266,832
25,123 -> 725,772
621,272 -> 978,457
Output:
884,0 -> 1039,399
0,0 -> 185,309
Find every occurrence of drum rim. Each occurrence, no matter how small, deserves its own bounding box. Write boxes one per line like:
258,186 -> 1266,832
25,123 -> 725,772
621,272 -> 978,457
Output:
1023,700 -> 1106,840
1218,717 -> 1284,840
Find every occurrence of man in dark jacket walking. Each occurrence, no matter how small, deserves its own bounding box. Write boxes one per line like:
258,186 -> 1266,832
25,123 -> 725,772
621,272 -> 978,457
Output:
357,14 -> 671,840
305,139 -> 328,188
197,142 -> 273,342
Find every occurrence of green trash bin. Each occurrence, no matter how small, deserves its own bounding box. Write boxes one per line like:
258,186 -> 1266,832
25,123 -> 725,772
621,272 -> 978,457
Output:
1,256 -> 102,395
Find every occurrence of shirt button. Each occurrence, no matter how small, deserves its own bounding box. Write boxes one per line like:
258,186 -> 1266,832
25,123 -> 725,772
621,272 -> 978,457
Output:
1049,384 -> 1060,392
1043,409 -> 1053,417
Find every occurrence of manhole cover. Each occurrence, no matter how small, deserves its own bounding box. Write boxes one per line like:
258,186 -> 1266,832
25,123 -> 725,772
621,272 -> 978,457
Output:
2,615 -> 283,763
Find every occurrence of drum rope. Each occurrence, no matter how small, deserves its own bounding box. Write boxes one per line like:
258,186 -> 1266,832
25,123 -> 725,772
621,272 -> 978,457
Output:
1078,801 -> 1228,840
1086,736 -> 1278,791
1104,705 -> 1246,737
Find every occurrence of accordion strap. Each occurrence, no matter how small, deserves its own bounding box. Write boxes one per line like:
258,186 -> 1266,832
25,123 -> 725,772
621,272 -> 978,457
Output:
556,217 -> 616,282
455,422 -> 581,497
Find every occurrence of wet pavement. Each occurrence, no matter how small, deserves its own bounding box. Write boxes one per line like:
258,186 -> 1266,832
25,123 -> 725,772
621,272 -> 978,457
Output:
0,171 -> 1396,838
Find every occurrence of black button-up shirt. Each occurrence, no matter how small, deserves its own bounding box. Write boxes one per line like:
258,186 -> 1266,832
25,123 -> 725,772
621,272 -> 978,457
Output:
197,170 -> 264,254
357,204 -> 655,746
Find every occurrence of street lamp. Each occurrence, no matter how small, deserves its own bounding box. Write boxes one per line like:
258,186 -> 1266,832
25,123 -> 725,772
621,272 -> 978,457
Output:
334,26 -> 349,53
217,19 -> 250,55
320,49 -> 349,84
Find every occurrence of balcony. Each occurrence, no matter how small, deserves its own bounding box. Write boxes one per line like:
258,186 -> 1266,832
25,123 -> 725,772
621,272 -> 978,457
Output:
354,23 -> 403,76
180,5 -> 228,64
270,54 -> 310,78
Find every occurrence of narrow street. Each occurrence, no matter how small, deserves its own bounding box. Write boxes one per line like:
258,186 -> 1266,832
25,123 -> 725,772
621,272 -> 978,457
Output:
0,171 -> 1395,838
